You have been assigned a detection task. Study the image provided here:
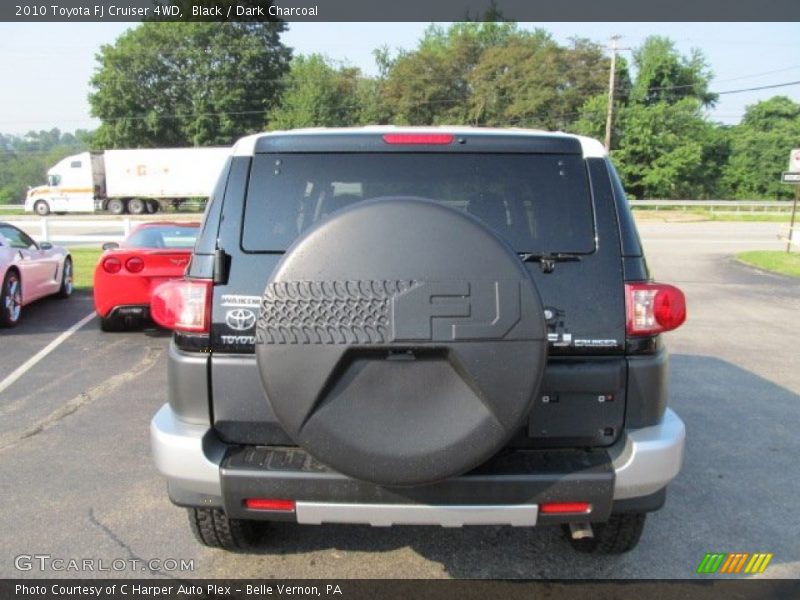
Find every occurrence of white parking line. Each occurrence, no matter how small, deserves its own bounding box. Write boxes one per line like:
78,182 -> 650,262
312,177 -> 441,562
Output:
0,311 -> 96,395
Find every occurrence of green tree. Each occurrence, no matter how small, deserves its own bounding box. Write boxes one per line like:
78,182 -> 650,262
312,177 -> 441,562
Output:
266,55 -> 363,130
469,35 -> 618,129
379,22 -> 520,125
89,22 -> 290,148
0,129 -> 91,203
613,99 -> 729,199
630,36 -> 717,107
721,97 -> 800,199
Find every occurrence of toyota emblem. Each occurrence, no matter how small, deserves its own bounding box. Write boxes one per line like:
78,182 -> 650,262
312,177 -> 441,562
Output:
225,308 -> 257,331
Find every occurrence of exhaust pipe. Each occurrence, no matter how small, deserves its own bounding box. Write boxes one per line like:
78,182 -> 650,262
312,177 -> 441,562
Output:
569,522 -> 594,540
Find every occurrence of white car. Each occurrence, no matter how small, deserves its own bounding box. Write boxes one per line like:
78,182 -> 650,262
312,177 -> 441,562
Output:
0,222 -> 73,327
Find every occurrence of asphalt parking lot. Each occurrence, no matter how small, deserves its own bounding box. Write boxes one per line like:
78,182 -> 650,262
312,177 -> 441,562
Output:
0,220 -> 798,579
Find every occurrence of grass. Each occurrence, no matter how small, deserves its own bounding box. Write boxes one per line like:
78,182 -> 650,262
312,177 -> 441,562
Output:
66,247 -> 102,290
632,209 -> 796,222
737,250 -> 800,278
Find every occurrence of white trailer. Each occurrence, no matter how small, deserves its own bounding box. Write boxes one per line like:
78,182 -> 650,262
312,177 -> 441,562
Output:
24,147 -> 230,215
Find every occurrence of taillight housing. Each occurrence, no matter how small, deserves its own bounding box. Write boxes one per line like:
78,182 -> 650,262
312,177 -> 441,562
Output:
625,282 -> 686,336
102,256 -> 122,273
151,279 -> 212,333
125,256 -> 144,273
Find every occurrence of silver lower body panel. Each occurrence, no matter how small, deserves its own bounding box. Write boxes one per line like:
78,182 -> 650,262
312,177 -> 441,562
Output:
295,502 -> 538,527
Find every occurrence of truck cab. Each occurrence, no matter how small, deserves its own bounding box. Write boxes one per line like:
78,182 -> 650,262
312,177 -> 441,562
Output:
25,152 -> 103,215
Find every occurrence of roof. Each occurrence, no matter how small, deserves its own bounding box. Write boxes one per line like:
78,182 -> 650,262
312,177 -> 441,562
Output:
231,126 -> 606,159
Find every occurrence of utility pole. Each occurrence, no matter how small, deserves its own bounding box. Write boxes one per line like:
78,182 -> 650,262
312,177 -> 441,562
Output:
604,35 -> 622,152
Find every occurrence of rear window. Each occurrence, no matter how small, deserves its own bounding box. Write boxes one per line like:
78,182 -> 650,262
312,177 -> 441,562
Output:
242,153 -> 595,254
126,225 -> 198,249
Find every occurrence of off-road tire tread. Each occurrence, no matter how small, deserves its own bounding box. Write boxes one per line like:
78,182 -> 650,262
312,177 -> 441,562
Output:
187,508 -> 263,551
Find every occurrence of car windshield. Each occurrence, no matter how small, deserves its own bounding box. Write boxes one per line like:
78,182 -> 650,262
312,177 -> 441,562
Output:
242,152 -> 596,254
126,225 -> 198,249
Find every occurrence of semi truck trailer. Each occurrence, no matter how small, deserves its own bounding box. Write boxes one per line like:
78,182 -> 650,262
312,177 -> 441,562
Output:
24,147 -> 230,215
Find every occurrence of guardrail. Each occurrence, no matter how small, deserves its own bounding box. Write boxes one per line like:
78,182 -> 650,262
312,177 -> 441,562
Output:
629,200 -> 794,213
3,200 -> 796,213
29,217 -> 133,243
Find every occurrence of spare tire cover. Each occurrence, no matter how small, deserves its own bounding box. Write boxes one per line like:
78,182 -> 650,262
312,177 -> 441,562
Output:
255,197 -> 547,486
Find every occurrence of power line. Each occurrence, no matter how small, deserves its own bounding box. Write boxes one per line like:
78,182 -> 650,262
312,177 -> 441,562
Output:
717,80 -> 800,95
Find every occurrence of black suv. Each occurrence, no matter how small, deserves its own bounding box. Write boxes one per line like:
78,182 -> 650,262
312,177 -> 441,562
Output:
150,127 -> 686,554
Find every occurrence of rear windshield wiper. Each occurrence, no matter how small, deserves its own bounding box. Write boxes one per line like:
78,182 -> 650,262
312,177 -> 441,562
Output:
518,252 -> 582,273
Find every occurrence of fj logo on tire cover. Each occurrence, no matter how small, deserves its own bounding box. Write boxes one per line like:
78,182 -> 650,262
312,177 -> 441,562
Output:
256,279 -> 531,344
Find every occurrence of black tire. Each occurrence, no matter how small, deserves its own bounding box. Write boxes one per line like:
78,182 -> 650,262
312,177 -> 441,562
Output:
145,200 -> 159,214
34,200 -> 50,216
187,508 -> 266,551
1,270 -> 23,328
128,198 -> 146,215
564,513 -> 647,554
107,198 -> 126,215
56,257 -> 73,299
99,315 -> 125,332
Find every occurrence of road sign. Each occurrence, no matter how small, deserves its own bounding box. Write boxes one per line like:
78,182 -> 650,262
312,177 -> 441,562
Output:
782,172 -> 800,184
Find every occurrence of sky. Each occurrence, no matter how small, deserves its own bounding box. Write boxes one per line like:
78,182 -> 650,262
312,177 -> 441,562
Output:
0,21 -> 798,137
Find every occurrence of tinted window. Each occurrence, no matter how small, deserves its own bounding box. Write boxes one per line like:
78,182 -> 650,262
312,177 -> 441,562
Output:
126,225 -> 198,249
0,225 -> 36,249
242,153 -> 595,253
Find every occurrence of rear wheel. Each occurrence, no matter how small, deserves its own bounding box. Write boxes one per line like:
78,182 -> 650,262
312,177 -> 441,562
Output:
145,200 -> 159,214
564,513 -> 647,554
99,315 -> 125,332
56,257 -> 73,298
187,508 -> 266,551
128,198 -> 146,215
107,198 -> 126,215
1,271 -> 22,327
34,200 -> 50,216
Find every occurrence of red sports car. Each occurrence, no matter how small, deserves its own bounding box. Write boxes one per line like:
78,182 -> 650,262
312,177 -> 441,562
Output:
93,221 -> 199,331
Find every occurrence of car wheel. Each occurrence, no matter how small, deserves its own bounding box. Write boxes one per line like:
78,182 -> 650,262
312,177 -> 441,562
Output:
34,200 -> 50,216
128,198 -> 146,215
1,271 -> 23,328
563,513 -> 647,554
99,315 -> 125,332
107,199 -> 126,215
145,200 -> 159,214
187,508 -> 266,551
56,257 -> 73,298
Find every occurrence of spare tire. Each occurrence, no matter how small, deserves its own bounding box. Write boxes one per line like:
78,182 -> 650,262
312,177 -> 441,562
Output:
255,197 -> 547,486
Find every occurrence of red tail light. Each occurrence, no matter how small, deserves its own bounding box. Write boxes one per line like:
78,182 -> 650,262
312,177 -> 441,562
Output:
102,256 -> 121,273
382,133 -> 454,145
540,502 -> 592,515
151,279 -> 212,333
243,498 -> 296,512
125,256 -> 144,273
625,282 -> 686,336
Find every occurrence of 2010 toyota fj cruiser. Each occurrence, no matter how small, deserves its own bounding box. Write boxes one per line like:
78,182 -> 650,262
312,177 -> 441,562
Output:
150,127 -> 686,554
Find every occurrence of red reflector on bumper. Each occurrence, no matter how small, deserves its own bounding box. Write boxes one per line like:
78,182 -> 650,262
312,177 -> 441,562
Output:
540,502 -> 592,514
243,498 -> 296,512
